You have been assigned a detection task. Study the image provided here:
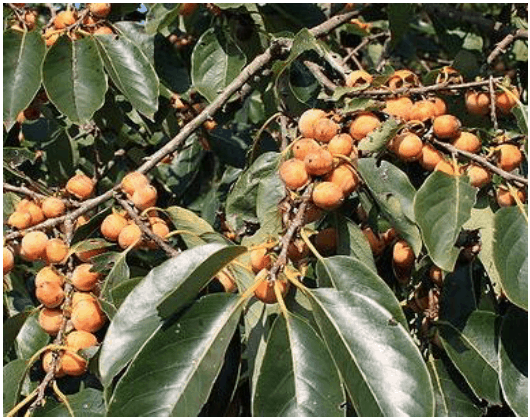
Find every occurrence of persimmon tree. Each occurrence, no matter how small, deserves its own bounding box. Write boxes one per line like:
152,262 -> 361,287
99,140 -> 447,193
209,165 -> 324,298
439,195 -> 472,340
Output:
3,3 -> 528,417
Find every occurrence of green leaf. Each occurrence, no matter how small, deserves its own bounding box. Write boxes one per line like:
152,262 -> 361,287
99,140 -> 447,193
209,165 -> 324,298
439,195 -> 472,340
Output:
4,310 -> 31,357
387,4 -> 415,47
3,29 -> 45,130
513,104 -> 528,134
357,118 -> 400,153
95,34 -> 159,119
439,263 -> 477,329
499,306 -> 528,417
144,3 -> 181,35
256,160 -> 286,236
42,36 -> 107,124
493,205 -> 528,310
315,256 -> 407,328
34,388 -> 105,417
107,294 -> 242,416
3,359 -> 27,415
309,289 -> 434,416
414,171 -> 476,271
99,243 -> 245,386
192,28 -> 246,103
98,250 -> 130,301
427,357 -> 483,417
253,313 -> 345,416
438,310 -> 501,404
335,215 -> 376,271
43,128 -> 78,184
165,205 -> 214,248
15,312 -> 49,360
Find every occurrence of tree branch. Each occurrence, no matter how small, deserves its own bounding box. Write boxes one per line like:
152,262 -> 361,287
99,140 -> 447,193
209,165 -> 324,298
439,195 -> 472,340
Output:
487,28 -> 528,64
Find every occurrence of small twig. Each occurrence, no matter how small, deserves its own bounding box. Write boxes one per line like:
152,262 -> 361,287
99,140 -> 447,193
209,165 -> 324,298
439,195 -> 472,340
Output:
280,116 -> 289,151
488,76 -> 499,132
487,28 -> 528,64
3,183 -> 80,208
430,138 -> 528,186
303,60 -> 338,92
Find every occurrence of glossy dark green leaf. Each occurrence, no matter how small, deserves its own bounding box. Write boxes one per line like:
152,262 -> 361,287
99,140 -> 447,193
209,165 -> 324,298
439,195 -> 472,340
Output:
439,263 -> 477,329
99,243 -> 245,386
335,215 -> 376,271
192,28 -> 246,103
145,3 -> 182,35
309,289 -> 434,416
357,119 -> 400,153
109,277 -> 144,309
256,157 -> 285,236
499,306 -> 528,417
427,357 -> 483,417
34,388 -> 105,417
513,104 -> 528,134
43,128 -> 78,184
316,256 -> 407,328
358,158 -> 422,255
107,294 -> 242,416
493,205 -> 528,310
438,310 -> 501,404
15,312 -> 49,360
165,205 -> 214,248
4,310 -> 31,357
3,359 -> 27,415
253,313 -> 345,416
95,34 -> 159,119
98,250 -> 130,301
3,29 -> 45,130
414,171 -> 476,271
208,127 -> 250,168
42,36 -> 107,124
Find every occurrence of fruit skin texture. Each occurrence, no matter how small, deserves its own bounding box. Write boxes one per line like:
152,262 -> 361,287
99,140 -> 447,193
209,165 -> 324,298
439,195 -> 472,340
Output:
433,115 -> 461,140
36,281 -> 65,308
497,144 -> 523,172
466,164 -> 492,188
8,211 -> 32,230
328,134 -> 353,157
131,185 -> 158,210
71,298 -> 106,333
88,3 -> 111,17
325,164 -> 359,195
298,109 -> 326,138
387,69 -> 419,90
465,91 -> 490,115
216,270 -> 237,293
54,10 -> 77,29
118,224 -> 143,249
287,239 -> 310,261
496,89 -> 519,114
36,266 -> 65,287
408,100 -> 437,122
66,174 -> 95,200
390,133 -> 423,162
383,97 -> 413,121
42,350 -> 65,377
251,248 -> 272,273
419,144 -> 444,171
452,132 -> 481,154
430,96 -> 447,117
3,247 -> 14,275
345,70 -> 373,88
42,197 -> 66,218
25,201 -> 45,226
93,26 -> 113,35
496,187 -> 526,207
393,240 -> 414,268
312,182 -> 344,210
362,227 -> 385,256
313,228 -> 338,256
101,213 -> 128,241
61,331 -> 98,376
279,159 -> 310,190
179,3 -> 199,16
71,263 -> 102,292
434,160 -> 457,176
21,231 -> 48,261
293,138 -> 321,161
313,118 -> 340,143
38,308 -> 64,335
254,278 -> 289,304
45,238 -> 69,264
121,172 -> 150,196
304,149 -> 334,176
349,112 -> 381,141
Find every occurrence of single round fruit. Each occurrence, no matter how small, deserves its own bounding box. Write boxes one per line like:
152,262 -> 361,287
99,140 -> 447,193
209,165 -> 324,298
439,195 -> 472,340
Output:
38,308 -> 64,335
150,219 -> 170,238
62,331 -> 97,376
25,201 -> 45,226
131,185 -> 158,211
465,90 -> 490,116
71,299 -> 106,333
293,138 -> 320,161
72,292 -> 97,307
496,88 -> 519,114
419,144 -> 444,171
21,231 -> 48,261
313,118 -> 340,143
121,172 -> 149,196
393,240 -> 414,268
250,248 -> 272,273
93,26 -> 113,35
45,238 -> 69,264
254,278 -> 289,304
313,228 -> 338,256
387,69 -> 419,90
497,144 -> 523,172
71,263 -> 101,292
328,134 -> 353,156
3,247 -> 14,275
54,10 -> 77,29
101,213 -> 128,241
61,351 -> 87,377
66,174 -> 95,200
279,159 -> 310,190
41,197 -> 66,218
298,109 -> 326,138
118,224 -> 143,249
88,3 -> 111,17
302,203 -> 324,225
35,266 -> 64,287
408,100 -> 437,122
434,160 -> 456,176
430,96 -> 447,117
312,182 -> 344,210
383,97 -> 413,121
345,70 -> 373,88
390,133 -> 423,162
287,239 -> 310,261
324,164 -> 359,195
452,132 -> 481,154
433,115 -> 461,140
179,3 -> 199,16
362,227 -> 385,256
42,350 -> 65,377
466,164 -> 492,188
496,187 -> 525,207
36,282 -> 65,308
349,112 -> 381,141
304,149 -> 334,176
8,211 -> 32,230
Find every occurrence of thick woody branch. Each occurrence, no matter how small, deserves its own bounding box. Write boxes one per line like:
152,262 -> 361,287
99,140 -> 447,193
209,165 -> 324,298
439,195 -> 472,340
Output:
304,60 -> 338,92
487,28 -> 528,64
